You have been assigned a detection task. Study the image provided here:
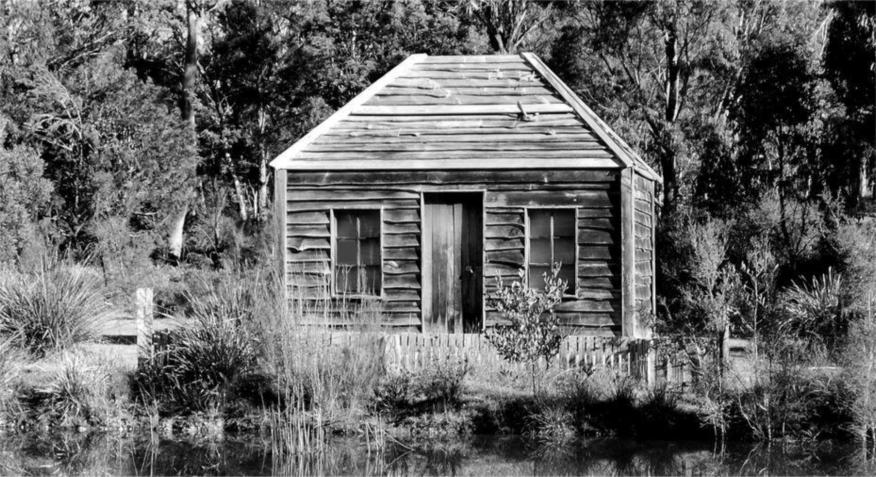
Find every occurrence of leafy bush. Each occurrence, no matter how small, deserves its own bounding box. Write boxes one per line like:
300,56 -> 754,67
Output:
0,263 -> 109,357
485,263 -> 568,395
374,358 -> 469,418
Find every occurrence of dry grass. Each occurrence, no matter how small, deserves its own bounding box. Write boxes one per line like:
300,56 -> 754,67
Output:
0,261 -> 110,357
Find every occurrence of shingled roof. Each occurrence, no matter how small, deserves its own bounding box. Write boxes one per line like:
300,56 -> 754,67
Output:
271,53 -> 660,182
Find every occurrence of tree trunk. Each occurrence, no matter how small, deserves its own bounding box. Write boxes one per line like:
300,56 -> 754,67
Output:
169,1 -> 200,260
659,22 -> 681,212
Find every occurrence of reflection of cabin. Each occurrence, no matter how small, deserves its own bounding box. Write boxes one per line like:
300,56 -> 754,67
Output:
271,53 -> 659,338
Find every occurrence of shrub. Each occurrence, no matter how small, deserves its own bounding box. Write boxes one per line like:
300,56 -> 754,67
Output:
0,262 -> 109,357
485,263 -> 568,395
374,358 -> 469,418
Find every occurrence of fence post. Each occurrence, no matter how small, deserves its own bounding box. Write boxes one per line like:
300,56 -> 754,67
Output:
645,340 -> 656,387
136,287 -> 154,365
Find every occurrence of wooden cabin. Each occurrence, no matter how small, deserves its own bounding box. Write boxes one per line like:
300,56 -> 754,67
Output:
271,53 -> 660,338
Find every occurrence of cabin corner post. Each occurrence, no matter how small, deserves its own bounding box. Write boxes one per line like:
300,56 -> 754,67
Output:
274,168 -> 287,317
620,168 -> 637,338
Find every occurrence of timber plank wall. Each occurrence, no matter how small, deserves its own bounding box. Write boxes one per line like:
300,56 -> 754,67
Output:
634,174 -> 656,319
285,169 -> 624,336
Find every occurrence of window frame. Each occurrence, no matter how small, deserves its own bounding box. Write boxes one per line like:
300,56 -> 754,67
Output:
330,207 -> 384,299
524,206 -> 578,298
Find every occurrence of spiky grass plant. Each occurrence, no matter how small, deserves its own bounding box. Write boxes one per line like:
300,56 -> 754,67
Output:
0,263 -> 109,357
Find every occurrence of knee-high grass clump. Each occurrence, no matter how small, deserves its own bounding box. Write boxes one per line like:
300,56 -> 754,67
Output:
131,273 -> 267,415
0,262 -> 109,357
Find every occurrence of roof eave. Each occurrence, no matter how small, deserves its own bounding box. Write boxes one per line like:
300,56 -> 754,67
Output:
520,53 -> 662,184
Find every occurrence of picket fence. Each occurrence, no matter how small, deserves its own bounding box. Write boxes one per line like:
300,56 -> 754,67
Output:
291,332 -> 663,385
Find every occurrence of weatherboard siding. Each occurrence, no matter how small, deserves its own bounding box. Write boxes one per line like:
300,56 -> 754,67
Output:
284,170 -> 623,335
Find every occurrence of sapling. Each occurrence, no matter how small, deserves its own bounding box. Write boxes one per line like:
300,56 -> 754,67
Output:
485,262 -> 568,396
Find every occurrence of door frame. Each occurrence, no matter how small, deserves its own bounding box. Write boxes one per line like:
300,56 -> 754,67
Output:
420,190 -> 485,333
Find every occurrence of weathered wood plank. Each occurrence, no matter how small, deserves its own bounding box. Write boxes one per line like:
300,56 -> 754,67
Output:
577,208 -> 617,218
354,104 -> 573,115
554,300 -> 619,313
485,212 -> 524,224
384,247 -> 419,260
294,150 -> 615,161
486,190 -> 616,207
315,131 -> 600,142
384,261 -> 420,275
485,237 -> 525,251
385,234 -> 419,248
417,55 -> 523,64
287,170 -> 617,186
288,237 -> 331,251
287,200 -> 418,211
577,246 -> 618,260
365,95 -> 563,106
305,142 -> 608,153
378,86 -> 556,96
410,62 -> 531,71
287,224 -> 330,237
384,209 -> 420,223
288,250 -> 331,262
578,263 -> 620,277
578,230 -> 615,244
391,78 -> 544,88
484,225 -> 525,238
579,277 -> 620,289
577,289 -> 621,300
384,222 -> 420,234
484,249 -> 525,265
384,289 -> 420,302
577,218 -> 615,230
287,189 -> 419,200
287,211 -> 330,224
384,274 -> 421,289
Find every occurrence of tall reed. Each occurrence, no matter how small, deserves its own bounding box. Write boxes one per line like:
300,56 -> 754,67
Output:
257,262 -> 388,457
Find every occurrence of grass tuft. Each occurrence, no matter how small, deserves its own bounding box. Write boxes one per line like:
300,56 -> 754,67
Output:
0,262 -> 109,357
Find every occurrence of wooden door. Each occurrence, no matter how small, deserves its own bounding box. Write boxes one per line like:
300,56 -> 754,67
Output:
422,193 -> 482,333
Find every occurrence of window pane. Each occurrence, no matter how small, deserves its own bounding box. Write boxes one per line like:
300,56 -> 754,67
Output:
558,267 -> 575,294
554,239 -> 575,265
363,266 -> 381,294
529,265 -> 549,290
530,238 -> 551,263
360,238 -> 380,265
335,265 -> 358,294
359,211 -> 381,238
336,239 -> 358,265
336,212 -> 357,239
528,210 -> 550,238
553,210 -> 575,237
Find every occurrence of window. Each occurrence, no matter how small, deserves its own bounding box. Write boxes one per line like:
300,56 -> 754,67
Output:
334,210 -> 381,296
527,209 -> 576,293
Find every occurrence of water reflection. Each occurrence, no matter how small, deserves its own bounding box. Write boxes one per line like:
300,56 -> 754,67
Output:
0,431 -> 873,476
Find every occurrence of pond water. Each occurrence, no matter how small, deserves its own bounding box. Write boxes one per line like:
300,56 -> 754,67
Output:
0,432 -> 874,476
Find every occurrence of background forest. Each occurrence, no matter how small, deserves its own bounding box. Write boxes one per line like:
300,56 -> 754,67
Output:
1,0 -> 874,324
